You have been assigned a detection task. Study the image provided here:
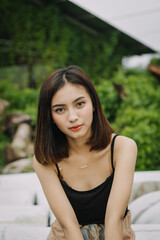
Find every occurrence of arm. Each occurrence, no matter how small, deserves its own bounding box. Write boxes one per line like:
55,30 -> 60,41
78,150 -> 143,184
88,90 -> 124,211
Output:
104,136 -> 137,240
33,157 -> 84,240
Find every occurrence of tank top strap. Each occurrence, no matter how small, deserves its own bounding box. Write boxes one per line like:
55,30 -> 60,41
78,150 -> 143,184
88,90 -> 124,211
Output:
56,163 -> 61,179
111,134 -> 119,171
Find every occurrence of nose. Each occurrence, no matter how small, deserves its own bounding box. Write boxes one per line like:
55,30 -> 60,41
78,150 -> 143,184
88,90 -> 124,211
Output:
68,108 -> 78,122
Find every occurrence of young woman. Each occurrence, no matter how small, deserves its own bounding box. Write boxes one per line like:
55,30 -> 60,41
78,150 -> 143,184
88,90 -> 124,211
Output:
34,65 -> 137,240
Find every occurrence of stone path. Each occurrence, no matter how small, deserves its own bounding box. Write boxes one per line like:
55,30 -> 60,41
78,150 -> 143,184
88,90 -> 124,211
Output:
0,171 -> 160,239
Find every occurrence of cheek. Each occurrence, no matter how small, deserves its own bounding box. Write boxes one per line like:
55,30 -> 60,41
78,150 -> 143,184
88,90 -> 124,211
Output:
82,106 -> 94,123
85,104 -> 94,116
52,114 -> 66,131
52,113 -> 60,125
53,116 -> 61,125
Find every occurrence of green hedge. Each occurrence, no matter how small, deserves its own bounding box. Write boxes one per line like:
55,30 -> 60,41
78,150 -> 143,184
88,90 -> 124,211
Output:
98,68 -> 160,171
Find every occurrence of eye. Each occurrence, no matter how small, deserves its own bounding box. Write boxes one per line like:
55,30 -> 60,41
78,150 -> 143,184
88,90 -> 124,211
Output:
77,101 -> 85,107
55,108 -> 65,113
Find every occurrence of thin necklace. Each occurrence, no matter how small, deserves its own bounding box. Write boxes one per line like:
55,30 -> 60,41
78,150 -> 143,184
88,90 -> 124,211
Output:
80,165 -> 87,169
58,163 -> 88,169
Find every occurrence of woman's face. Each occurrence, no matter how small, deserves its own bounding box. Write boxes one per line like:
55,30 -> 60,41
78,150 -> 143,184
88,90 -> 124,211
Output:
51,83 -> 94,142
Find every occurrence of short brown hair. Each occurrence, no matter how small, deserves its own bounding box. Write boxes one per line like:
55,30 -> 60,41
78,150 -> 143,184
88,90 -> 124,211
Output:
34,65 -> 113,165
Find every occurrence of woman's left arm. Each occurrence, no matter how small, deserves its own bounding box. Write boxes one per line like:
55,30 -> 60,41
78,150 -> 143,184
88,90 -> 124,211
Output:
104,136 -> 137,240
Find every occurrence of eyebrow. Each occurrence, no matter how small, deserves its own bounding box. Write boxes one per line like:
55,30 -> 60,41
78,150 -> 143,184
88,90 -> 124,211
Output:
51,96 -> 85,108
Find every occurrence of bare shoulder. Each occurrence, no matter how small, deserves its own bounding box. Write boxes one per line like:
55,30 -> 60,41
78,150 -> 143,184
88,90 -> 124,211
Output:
113,135 -> 137,168
33,155 -> 57,175
114,135 -> 137,153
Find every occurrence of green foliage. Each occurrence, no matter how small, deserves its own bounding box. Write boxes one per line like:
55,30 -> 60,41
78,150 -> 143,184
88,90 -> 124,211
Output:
111,69 -> 160,170
95,80 -> 121,122
0,80 -> 38,169
0,80 -> 39,125
150,58 -> 160,66
0,0 -> 126,87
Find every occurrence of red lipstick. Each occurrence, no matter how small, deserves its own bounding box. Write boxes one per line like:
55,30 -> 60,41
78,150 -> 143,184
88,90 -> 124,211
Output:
70,125 -> 82,131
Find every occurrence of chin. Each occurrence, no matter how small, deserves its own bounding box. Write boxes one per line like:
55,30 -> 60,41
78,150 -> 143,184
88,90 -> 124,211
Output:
73,131 -> 90,140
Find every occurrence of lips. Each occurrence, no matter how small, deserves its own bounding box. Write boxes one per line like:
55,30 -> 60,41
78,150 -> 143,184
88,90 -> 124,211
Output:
69,125 -> 83,131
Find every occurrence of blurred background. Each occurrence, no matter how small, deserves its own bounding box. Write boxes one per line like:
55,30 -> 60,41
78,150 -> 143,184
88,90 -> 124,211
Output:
0,0 -> 160,174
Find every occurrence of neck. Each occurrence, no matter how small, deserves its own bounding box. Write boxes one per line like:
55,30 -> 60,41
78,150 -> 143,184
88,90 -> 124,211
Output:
68,142 -> 93,169
68,138 -> 90,156
66,131 -> 93,169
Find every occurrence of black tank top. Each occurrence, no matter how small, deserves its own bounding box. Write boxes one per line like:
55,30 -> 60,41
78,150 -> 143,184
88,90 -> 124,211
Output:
56,134 -> 128,225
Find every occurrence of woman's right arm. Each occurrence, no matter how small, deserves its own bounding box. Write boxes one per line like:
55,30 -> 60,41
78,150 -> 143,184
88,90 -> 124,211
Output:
33,156 -> 84,240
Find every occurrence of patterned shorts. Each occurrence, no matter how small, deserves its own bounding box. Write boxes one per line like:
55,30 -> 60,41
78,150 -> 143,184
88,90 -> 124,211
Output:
81,224 -> 104,240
